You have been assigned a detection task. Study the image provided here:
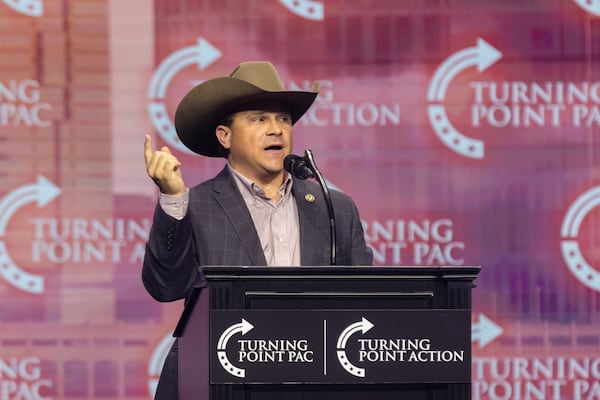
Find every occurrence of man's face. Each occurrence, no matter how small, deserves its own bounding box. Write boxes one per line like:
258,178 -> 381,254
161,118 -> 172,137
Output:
217,105 -> 293,183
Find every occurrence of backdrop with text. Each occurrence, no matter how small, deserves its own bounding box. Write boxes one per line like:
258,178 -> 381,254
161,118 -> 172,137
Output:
1,0 -> 599,399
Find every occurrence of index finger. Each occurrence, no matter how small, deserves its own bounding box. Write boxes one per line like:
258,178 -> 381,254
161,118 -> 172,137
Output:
144,134 -> 153,165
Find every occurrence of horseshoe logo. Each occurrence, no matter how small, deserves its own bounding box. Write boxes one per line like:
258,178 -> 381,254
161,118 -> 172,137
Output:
0,176 -> 60,294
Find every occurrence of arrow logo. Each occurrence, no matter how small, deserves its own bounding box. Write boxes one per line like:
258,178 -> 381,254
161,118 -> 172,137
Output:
0,176 -> 60,235
0,176 -> 61,294
217,319 -> 254,378
279,0 -> 324,21
560,186 -> 600,292
471,313 -> 503,348
427,38 -> 502,159
574,0 -> 600,16
2,0 -> 43,17
336,317 -> 374,378
147,37 -> 222,154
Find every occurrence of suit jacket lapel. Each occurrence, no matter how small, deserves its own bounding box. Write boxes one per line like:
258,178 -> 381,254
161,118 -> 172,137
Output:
294,179 -> 331,266
212,167 -> 267,266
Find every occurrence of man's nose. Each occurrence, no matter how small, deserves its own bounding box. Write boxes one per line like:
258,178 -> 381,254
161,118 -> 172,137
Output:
267,117 -> 284,135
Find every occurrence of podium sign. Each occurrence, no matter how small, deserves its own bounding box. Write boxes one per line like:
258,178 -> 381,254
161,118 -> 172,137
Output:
178,266 -> 480,400
210,309 -> 470,384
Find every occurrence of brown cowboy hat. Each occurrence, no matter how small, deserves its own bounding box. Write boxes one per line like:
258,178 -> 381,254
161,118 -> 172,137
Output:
174,61 -> 320,157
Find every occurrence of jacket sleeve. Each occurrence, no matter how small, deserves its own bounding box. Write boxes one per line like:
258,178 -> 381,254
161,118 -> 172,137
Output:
142,203 -> 200,302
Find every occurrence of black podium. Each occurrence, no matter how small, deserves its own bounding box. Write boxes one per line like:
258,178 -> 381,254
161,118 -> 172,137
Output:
175,266 -> 480,400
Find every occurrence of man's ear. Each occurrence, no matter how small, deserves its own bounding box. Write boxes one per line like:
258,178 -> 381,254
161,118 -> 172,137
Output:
215,125 -> 231,150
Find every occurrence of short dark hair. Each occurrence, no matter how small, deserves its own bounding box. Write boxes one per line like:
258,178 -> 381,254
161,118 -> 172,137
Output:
218,113 -> 235,127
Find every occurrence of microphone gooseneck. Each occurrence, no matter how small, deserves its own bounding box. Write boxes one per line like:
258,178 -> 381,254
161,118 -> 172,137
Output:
284,151 -> 337,266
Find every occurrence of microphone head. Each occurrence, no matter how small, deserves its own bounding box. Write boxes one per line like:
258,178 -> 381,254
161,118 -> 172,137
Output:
284,154 -> 301,174
284,154 -> 314,180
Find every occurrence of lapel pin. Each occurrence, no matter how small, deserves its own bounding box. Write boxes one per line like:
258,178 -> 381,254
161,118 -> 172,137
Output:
305,194 -> 315,202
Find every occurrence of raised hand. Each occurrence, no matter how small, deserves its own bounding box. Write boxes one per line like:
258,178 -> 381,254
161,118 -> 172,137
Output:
144,135 -> 186,195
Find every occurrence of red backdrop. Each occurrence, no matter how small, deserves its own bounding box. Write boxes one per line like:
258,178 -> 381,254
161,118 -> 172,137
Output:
1,0 -> 600,398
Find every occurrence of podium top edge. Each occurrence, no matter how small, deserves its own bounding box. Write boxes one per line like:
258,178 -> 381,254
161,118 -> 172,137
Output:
200,265 -> 481,278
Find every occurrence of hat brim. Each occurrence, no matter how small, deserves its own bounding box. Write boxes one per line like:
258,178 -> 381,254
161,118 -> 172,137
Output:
174,77 -> 319,157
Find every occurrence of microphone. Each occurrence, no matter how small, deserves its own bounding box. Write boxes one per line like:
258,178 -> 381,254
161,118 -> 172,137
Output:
284,154 -> 315,179
285,150 -> 337,266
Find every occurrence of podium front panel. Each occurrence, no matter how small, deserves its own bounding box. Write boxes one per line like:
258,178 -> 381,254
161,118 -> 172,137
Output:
178,266 -> 479,400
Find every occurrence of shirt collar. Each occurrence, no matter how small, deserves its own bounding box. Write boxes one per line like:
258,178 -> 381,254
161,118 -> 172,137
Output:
227,163 -> 293,200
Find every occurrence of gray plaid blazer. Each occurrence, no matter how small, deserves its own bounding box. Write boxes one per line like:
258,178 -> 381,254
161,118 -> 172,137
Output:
142,165 -> 372,302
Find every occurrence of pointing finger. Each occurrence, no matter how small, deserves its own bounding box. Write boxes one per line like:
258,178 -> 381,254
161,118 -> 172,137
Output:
144,134 -> 153,166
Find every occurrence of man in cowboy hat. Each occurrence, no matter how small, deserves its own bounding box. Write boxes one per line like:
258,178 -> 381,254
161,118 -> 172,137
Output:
142,61 -> 372,399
